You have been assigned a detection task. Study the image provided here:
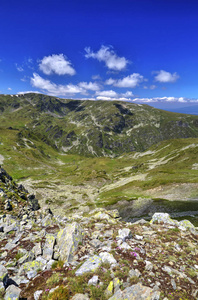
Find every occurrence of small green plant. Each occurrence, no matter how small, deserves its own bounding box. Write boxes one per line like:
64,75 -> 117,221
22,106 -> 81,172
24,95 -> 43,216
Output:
46,273 -> 61,286
48,285 -> 69,300
14,252 -> 24,261
114,266 -> 130,280
129,276 -> 139,285
51,260 -> 64,269
8,230 -> 15,235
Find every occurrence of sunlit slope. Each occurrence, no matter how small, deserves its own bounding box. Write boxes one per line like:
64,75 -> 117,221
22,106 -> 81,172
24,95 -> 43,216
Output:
1,127 -> 198,214
1,93 -> 198,157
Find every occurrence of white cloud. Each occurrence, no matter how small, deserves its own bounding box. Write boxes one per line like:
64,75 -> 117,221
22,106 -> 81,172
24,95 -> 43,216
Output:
154,70 -> 179,83
96,90 -> 118,98
105,78 -> 115,85
132,97 -> 189,103
105,73 -> 144,88
39,54 -> 76,76
92,74 -> 101,80
15,63 -> 24,72
122,91 -> 133,97
17,91 -> 41,95
85,45 -> 129,71
31,73 -> 83,96
8,87 -> 12,90
78,81 -> 100,91
95,89 -> 133,101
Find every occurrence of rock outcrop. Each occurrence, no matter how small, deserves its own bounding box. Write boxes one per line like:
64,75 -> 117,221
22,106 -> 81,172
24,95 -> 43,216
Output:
0,168 -> 198,299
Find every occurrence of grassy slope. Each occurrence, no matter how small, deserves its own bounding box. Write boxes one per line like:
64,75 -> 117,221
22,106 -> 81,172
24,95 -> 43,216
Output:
1,94 -> 198,214
1,93 -> 198,157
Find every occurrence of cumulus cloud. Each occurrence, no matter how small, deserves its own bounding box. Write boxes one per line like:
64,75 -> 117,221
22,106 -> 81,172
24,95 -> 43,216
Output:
31,73 -> 83,96
85,45 -> 129,71
39,54 -> 76,76
96,90 -> 118,98
154,70 -> 179,83
105,73 -> 144,88
150,85 -> 157,90
132,97 -> 189,103
78,81 -> 100,91
17,91 -> 41,95
95,89 -> 133,101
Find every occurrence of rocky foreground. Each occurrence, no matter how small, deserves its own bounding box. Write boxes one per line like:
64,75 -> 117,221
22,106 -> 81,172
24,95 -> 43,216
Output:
0,167 -> 198,300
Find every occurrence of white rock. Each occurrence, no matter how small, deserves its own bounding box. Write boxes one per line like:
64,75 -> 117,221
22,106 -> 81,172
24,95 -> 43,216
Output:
34,290 -> 43,300
117,228 -> 132,241
135,234 -> 143,240
99,252 -> 117,265
120,242 -> 131,250
145,261 -> 153,271
88,275 -> 99,285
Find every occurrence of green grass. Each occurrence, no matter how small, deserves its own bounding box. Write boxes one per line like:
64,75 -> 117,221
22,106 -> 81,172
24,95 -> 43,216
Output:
1,93 -> 198,211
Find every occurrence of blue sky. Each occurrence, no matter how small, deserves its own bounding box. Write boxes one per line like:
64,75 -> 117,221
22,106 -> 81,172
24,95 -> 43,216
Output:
1,0 -> 198,108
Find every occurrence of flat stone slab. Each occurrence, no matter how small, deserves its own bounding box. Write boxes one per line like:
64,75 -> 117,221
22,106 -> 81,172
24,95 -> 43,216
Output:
108,283 -> 160,300
75,255 -> 102,276
4,284 -> 21,300
57,222 -> 82,262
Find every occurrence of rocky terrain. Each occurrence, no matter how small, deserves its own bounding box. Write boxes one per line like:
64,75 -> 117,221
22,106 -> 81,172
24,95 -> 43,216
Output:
0,167 -> 198,300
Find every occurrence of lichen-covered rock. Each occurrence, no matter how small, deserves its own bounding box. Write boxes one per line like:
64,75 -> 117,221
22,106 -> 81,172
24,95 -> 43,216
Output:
93,212 -> 110,220
108,283 -> 160,300
32,242 -> 42,257
178,219 -> 194,229
43,234 -> 55,261
57,222 -> 82,262
75,255 -> 102,276
0,264 -> 7,281
107,209 -> 119,219
150,213 -> 177,226
4,284 -> 21,300
99,252 -> 117,265
105,281 -> 114,297
18,257 -> 46,276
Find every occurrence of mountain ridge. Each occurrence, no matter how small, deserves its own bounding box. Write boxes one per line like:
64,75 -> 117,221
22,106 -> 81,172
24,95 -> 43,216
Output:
1,93 -> 198,157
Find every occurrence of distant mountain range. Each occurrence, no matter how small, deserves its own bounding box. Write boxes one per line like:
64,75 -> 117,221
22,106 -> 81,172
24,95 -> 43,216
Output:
1,93 -> 198,157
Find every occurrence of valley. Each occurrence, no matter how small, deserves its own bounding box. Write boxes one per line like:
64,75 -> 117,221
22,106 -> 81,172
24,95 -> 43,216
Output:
0,93 -> 198,223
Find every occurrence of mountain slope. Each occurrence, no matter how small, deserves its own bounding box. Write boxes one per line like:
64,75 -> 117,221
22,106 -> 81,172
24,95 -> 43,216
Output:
1,93 -> 198,157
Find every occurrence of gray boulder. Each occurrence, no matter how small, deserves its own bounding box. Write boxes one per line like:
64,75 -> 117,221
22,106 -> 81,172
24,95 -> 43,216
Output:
43,234 -> 55,261
57,222 -> 82,262
75,255 -> 102,276
4,284 -> 21,300
108,283 -> 160,300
